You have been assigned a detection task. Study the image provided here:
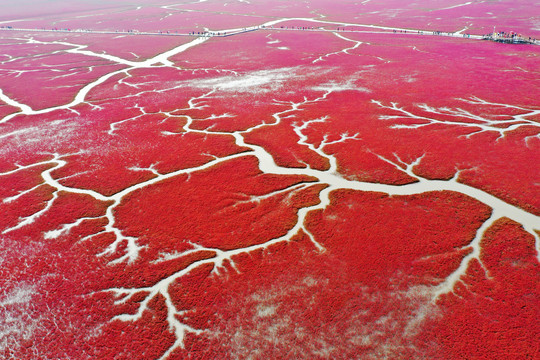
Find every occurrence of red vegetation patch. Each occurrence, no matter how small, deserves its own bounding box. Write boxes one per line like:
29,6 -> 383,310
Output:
306,190 -> 492,278
244,118 -> 331,170
0,183 -> 56,231
114,156 -> 317,255
53,132 -> 247,197
39,32 -> 194,61
0,2 -> 538,359
173,31 -> 353,71
0,103 -> 17,119
431,218 -> 540,359
0,164 -> 49,199
0,46 -> 123,110
165,189 -> 493,358
85,66 -> 221,104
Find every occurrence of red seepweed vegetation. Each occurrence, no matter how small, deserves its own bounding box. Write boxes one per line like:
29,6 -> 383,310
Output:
0,1 -> 538,359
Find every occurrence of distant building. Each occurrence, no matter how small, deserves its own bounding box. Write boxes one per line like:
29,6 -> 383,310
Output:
483,30 -> 537,44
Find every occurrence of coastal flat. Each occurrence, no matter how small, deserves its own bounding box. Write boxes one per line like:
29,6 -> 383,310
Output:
0,1 -> 538,359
